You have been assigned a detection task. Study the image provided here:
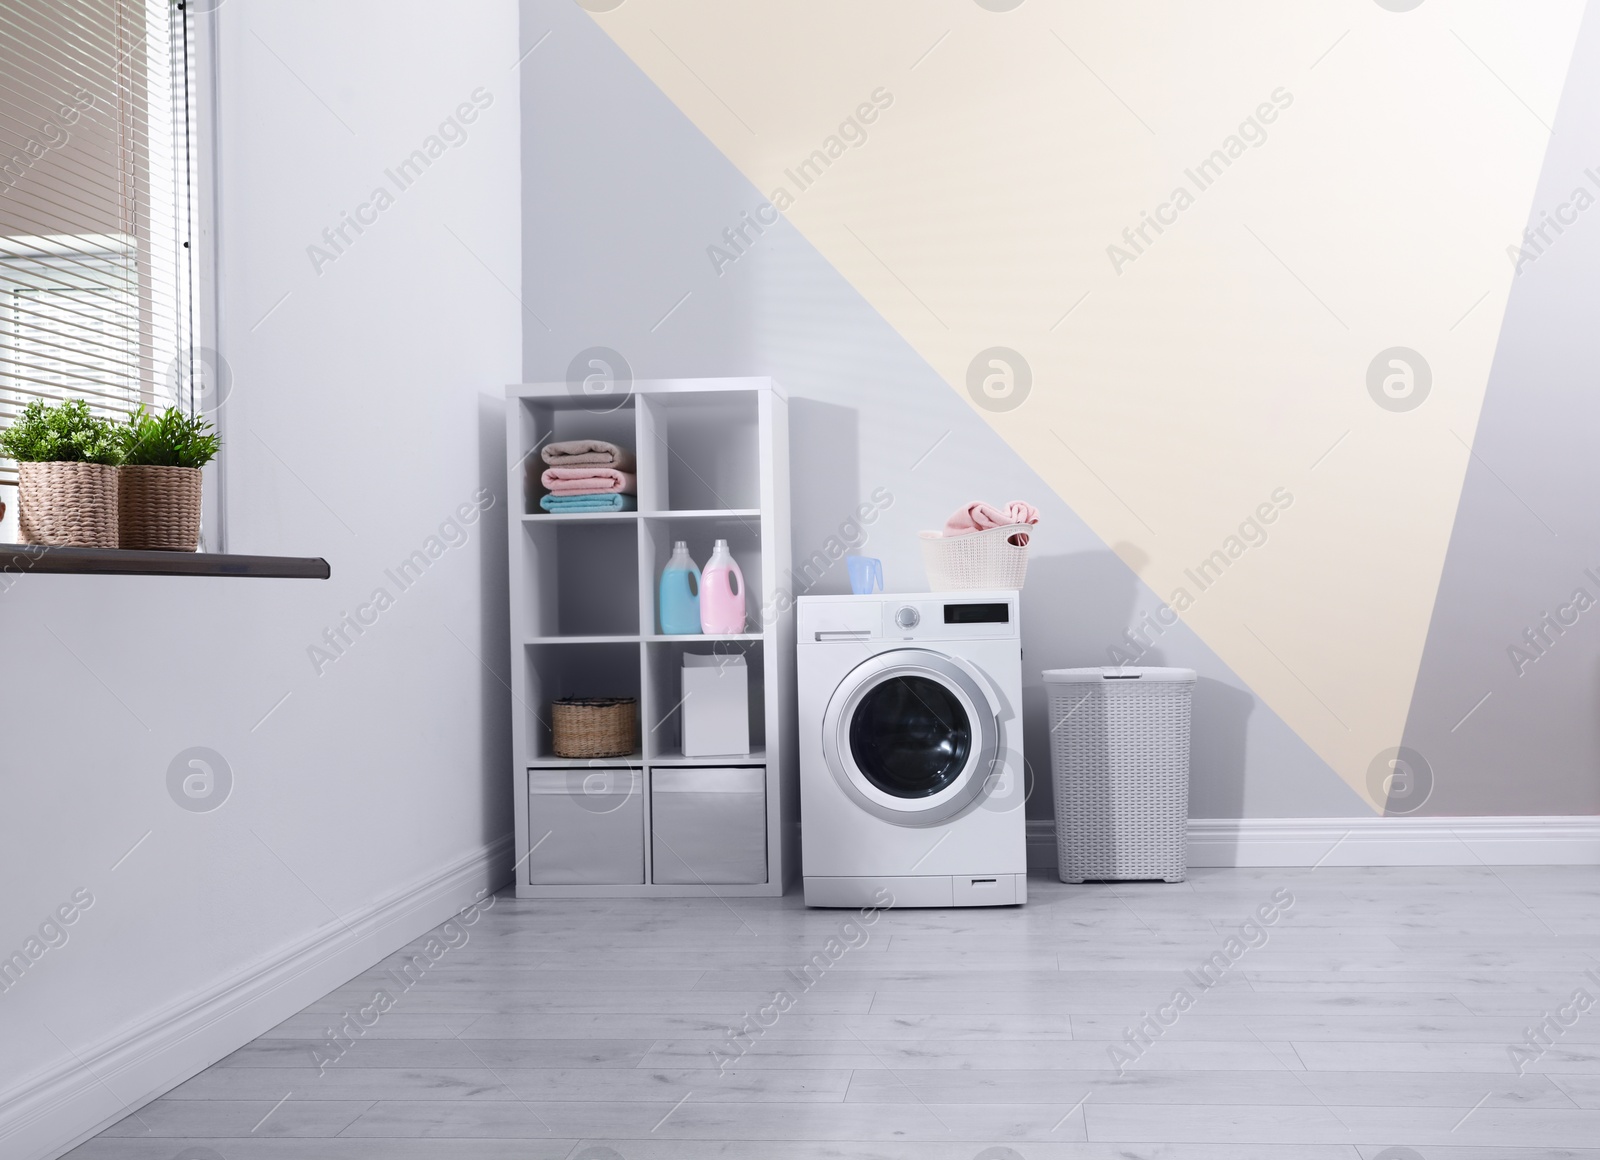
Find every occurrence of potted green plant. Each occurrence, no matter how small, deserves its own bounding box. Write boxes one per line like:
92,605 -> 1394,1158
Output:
0,399 -> 121,547
115,406 -> 219,551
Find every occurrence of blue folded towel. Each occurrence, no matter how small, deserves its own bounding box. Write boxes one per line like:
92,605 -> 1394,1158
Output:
539,492 -> 637,513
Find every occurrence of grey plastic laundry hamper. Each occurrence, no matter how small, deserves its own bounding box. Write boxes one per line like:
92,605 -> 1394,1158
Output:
1045,667 -> 1196,883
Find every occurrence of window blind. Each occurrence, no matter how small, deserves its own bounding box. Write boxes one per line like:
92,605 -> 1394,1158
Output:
0,0 -> 200,488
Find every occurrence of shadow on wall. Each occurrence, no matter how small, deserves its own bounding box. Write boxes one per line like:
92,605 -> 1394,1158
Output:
1018,550 -> 1254,826
1020,550 -> 1138,823
520,0 -> 760,384
788,399 -> 861,598
1191,678 -> 1254,828
475,393 -> 514,854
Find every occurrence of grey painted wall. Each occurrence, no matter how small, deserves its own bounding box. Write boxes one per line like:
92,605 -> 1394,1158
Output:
520,0 -> 1365,822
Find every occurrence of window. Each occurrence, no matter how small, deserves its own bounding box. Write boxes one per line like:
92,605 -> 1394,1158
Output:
0,0 -> 202,539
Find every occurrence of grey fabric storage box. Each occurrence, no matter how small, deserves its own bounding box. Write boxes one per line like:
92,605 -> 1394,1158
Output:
1044,667 -> 1195,883
526,768 -> 644,885
651,766 -> 767,884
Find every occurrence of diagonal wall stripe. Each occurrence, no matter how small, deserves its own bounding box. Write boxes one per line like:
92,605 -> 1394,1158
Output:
585,0 -> 1587,808
1399,0 -> 1600,817
523,0 -> 1368,822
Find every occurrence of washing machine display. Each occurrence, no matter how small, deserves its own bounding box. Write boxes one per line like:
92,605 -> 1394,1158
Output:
821,649 -> 1001,827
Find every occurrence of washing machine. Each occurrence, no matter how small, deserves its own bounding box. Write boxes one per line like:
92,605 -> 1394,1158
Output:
797,590 -> 1027,908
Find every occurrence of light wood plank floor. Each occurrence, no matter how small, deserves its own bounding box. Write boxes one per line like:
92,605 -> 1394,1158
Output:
66,866 -> 1600,1159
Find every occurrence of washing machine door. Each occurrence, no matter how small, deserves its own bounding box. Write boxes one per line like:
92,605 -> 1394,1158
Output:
821,648 -> 1003,827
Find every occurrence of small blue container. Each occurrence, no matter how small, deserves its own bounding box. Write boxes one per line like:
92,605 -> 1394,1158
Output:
846,555 -> 883,595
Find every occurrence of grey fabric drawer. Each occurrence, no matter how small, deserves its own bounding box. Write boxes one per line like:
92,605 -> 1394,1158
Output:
527,768 -> 644,885
651,766 -> 767,885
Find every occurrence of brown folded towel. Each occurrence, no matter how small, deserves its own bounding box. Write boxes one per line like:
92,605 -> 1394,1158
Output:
541,439 -> 636,473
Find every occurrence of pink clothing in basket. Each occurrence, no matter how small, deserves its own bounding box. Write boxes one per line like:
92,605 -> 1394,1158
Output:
943,500 -> 1039,546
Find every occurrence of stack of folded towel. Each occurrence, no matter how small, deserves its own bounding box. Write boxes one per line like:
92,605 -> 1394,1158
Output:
538,440 -> 638,513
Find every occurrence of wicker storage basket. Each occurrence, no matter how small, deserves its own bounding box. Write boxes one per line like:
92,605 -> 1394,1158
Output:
119,464 -> 202,551
18,461 -> 118,548
552,697 -> 637,758
1045,667 -> 1195,883
919,524 -> 1032,590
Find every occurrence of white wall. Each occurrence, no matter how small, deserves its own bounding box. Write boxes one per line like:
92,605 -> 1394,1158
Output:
0,3 -> 521,1156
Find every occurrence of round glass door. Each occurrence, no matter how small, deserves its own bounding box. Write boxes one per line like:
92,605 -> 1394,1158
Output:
848,676 -> 972,798
822,649 -> 1001,827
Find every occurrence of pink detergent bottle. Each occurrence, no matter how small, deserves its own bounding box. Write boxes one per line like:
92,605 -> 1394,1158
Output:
699,539 -> 746,634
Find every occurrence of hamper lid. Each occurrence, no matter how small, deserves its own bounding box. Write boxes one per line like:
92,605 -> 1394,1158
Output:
1042,666 -> 1196,683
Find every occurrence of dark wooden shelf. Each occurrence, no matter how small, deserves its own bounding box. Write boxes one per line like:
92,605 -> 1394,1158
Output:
0,544 -> 330,579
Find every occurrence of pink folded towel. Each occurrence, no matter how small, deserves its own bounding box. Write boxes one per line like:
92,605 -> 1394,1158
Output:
541,466 -> 637,496
541,439 -> 636,473
943,500 -> 1039,546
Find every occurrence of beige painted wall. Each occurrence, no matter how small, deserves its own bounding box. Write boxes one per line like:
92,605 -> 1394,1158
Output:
585,0 -> 1584,808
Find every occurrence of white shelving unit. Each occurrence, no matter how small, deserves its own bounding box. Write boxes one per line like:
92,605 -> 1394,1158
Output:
504,378 -> 796,897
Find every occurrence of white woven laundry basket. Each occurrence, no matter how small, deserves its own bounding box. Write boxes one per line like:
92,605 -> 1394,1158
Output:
1045,667 -> 1195,883
919,524 -> 1032,590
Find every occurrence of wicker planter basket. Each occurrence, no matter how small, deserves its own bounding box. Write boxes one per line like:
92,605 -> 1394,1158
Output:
552,697 -> 637,758
118,464 -> 202,551
18,461 -> 119,548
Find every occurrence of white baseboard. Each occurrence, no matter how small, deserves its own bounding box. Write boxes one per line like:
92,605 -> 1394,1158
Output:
3,836 -> 512,1160
1027,816 -> 1600,869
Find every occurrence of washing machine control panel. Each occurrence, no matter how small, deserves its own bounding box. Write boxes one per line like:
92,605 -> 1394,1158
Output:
881,596 -> 1017,641
796,595 -> 1018,642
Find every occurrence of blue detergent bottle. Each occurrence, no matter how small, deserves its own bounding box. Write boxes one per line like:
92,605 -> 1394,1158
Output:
659,541 -> 702,634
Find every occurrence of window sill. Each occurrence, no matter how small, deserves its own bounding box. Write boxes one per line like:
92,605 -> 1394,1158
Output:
0,544 -> 329,579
